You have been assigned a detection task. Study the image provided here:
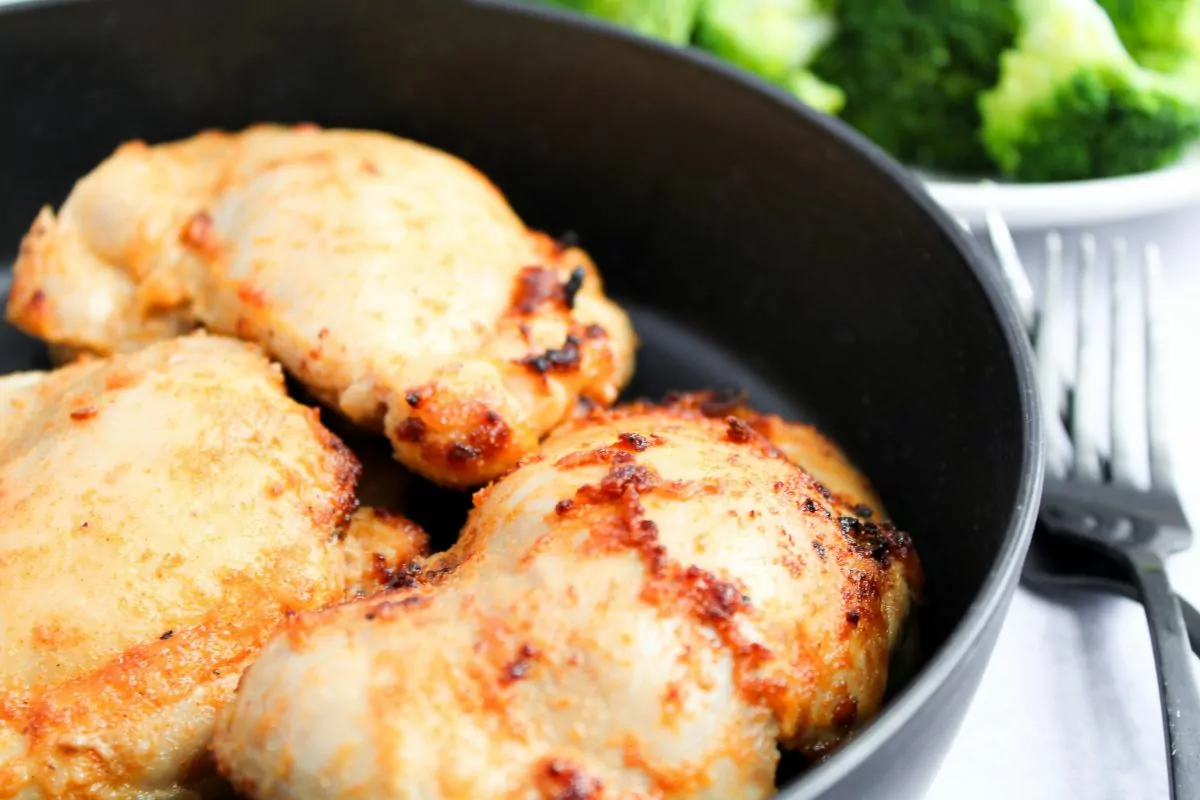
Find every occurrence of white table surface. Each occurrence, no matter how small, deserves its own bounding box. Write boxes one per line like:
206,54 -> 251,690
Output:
927,205 -> 1200,800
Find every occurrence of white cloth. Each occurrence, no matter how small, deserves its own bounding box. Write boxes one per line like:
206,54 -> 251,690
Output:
928,206 -> 1200,800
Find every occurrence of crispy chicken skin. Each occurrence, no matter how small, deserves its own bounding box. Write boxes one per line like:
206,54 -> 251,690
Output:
213,395 -> 921,800
0,335 -> 427,800
6,124 -> 636,487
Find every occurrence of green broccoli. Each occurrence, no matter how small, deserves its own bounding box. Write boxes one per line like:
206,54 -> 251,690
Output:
980,0 -> 1200,182
811,0 -> 1018,173
539,0 -> 703,45
785,70 -> 847,115
1097,0 -> 1200,71
693,0 -> 845,114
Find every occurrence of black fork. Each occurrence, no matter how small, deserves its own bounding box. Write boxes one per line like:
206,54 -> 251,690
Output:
1025,227 -> 1199,798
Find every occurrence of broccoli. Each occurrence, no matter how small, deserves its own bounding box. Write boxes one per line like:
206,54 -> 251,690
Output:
1097,0 -> 1200,71
811,0 -> 1018,173
693,0 -> 845,114
538,0 -> 702,45
980,0 -> 1200,182
785,70 -> 847,115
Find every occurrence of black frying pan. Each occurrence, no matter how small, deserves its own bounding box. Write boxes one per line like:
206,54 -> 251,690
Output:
0,1 -> 1044,797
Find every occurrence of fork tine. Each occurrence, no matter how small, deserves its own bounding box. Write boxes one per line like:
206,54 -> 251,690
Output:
1056,238 -> 1080,393
1072,234 -> 1112,481
1144,244 -> 1176,494
1043,233 -> 1072,422
1109,239 -> 1152,489
1036,232 -> 1074,478
984,207 -> 1036,333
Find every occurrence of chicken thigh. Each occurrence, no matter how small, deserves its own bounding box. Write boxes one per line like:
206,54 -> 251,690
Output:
214,394 -> 921,800
6,125 -> 635,487
0,335 -> 426,800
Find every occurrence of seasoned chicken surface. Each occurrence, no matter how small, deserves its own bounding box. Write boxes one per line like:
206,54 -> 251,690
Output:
214,395 -> 921,800
6,124 -> 635,487
0,336 -> 427,800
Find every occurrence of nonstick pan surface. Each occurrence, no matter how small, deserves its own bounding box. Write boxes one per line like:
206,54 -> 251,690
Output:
0,1 -> 1043,797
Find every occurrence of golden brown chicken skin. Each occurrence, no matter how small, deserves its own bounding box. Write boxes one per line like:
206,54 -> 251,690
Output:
6,124 -> 636,488
213,394 -> 920,800
0,335 -> 427,800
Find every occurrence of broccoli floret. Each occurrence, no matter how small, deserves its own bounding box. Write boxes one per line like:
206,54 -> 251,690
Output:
811,0 -> 1018,173
786,69 -> 847,115
693,1 -> 836,81
1098,0 -> 1200,71
693,0 -> 844,113
980,0 -> 1200,182
539,0 -> 702,45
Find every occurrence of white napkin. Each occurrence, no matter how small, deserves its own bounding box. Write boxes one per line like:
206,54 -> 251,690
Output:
927,584 -> 1198,800
927,210 -> 1200,800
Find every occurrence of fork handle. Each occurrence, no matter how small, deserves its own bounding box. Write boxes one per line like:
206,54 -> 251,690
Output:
1128,549 -> 1200,799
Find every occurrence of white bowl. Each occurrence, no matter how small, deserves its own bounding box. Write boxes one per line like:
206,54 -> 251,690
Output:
919,147 -> 1200,230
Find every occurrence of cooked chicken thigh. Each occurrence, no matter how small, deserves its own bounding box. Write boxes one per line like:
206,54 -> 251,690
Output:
214,394 -> 921,800
6,124 -> 635,487
0,335 -> 426,800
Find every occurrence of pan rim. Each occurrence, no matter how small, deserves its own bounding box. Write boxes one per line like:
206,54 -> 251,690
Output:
0,0 -> 1046,794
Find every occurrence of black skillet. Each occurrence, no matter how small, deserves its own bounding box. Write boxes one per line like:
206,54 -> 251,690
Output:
0,1 -> 1044,797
